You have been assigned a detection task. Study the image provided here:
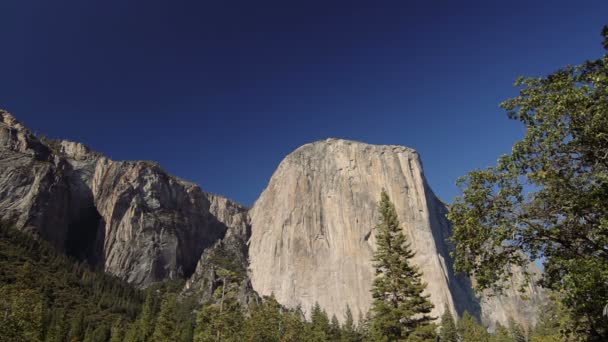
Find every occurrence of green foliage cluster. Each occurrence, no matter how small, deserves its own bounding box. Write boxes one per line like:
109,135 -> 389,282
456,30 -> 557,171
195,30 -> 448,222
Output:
448,26 -> 608,340
369,190 -> 437,341
0,222 -> 143,342
192,293 -> 371,341
0,222 -> 371,341
437,298 -> 574,342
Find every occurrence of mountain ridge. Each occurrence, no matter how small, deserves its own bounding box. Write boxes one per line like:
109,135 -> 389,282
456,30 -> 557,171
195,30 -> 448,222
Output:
0,110 -> 543,329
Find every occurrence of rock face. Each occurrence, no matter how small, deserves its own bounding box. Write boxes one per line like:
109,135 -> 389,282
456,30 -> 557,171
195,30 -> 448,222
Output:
0,111 -> 542,328
0,110 -> 245,287
249,138 -> 541,327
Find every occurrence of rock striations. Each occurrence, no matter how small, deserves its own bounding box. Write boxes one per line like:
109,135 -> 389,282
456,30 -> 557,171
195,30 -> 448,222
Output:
248,138 -> 543,327
0,110 -> 244,287
0,111 -> 542,329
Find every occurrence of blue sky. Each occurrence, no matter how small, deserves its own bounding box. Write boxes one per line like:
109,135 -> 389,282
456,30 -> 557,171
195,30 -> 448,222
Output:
1,0 -> 606,206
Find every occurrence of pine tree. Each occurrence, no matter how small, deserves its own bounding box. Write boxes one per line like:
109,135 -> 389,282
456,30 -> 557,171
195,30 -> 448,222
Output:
357,311 -> 372,342
150,293 -> 181,342
109,318 -> 126,342
341,305 -> 359,342
329,314 -> 342,341
310,302 -> 330,342
282,307 -> 307,342
244,295 -> 283,342
439,305 -> 458,342
370,190 -> 436,341
457,311 -> 489,342
45,309 -> 69,342
125,290 -> 159,342
68,310 -> 86,342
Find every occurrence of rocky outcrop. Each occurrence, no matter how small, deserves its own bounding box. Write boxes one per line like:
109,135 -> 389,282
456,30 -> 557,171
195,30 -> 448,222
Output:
248,138 -> 542,327
0,110 -> 246,287
183,194 -> 258,306
0,111 -> 542,328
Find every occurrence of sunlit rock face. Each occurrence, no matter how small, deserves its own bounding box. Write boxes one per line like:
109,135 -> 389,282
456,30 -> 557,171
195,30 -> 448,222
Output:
0,110 -> 240,287
248,139 -> 541,327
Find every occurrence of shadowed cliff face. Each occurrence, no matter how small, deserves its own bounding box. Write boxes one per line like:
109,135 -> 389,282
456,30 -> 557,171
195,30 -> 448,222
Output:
0,111 -> 244,287
248,138 -> 542,327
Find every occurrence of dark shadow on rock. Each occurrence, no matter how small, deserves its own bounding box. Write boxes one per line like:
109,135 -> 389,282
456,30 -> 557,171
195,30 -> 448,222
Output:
63,162 -> 106,268
422,175 -> 482,320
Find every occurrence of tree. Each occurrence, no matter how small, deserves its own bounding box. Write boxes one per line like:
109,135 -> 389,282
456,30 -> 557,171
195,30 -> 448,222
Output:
150,293 -> 181,342
244,295 -> 283,342
530,293 -> 578,342
341,305 -> 360,342
125,291 -> 158,342
282,307 -> 307,342
309,302 -> 330,341
329,314 -> 342,341
458,311 -> 490,342
370,190 -> 436,341
109,318 -> 127,342
68,310 -> 86,342
439,305 -> 458,342
194,269 -> 245,342
448,26 -> 608,340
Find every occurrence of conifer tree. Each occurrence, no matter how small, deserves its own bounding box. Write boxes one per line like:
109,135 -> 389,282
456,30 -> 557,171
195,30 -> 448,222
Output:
457,311 -> 489,342
109,318 -> 126,342
150,293 -> 181,342
282,307 -> 307,342
68,310 -> 86,342
244,295 -> 283,342
370,190 -> 436,341
45,309 -> 69,342
357,311 -> 372,341
329,314 -> 342,341
310,302 -> 330,342
439,305 -> 458,342
341,305 -> 360,342
125,291 -> 158,342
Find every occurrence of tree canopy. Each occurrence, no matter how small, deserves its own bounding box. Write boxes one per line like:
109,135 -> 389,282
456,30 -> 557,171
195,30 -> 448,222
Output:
448,26 -> 608,340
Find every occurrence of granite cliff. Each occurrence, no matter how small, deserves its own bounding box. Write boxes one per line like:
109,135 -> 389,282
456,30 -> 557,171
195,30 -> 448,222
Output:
248,138 -> 543,328
0,110 -> 246,289
0,111 -> 542,328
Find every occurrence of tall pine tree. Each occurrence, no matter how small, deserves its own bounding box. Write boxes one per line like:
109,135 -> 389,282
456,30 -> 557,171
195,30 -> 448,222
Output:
150,293 -> 181,342
439,305 -> 458,342
370,190 -> 436,341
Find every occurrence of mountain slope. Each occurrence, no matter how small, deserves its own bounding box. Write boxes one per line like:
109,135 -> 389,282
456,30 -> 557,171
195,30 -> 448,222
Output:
0,110 -> 246,287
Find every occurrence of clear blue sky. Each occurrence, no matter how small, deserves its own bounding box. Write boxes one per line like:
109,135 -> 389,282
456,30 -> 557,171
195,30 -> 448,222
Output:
1,1 -> 606,206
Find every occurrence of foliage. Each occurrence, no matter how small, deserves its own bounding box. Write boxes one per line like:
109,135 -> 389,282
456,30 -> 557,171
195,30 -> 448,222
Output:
150,293 -> 182,341
310,302 -> 331,341
448,26 -> 608,340
244,295 -> 283,342
194,269 -> 245,342
341,305 -> 361,342
458,311 -> 491,342
370,190 -> 436,341
281,306 -> 307,342
0,222 -> 143,342
439,305 -> 458,342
